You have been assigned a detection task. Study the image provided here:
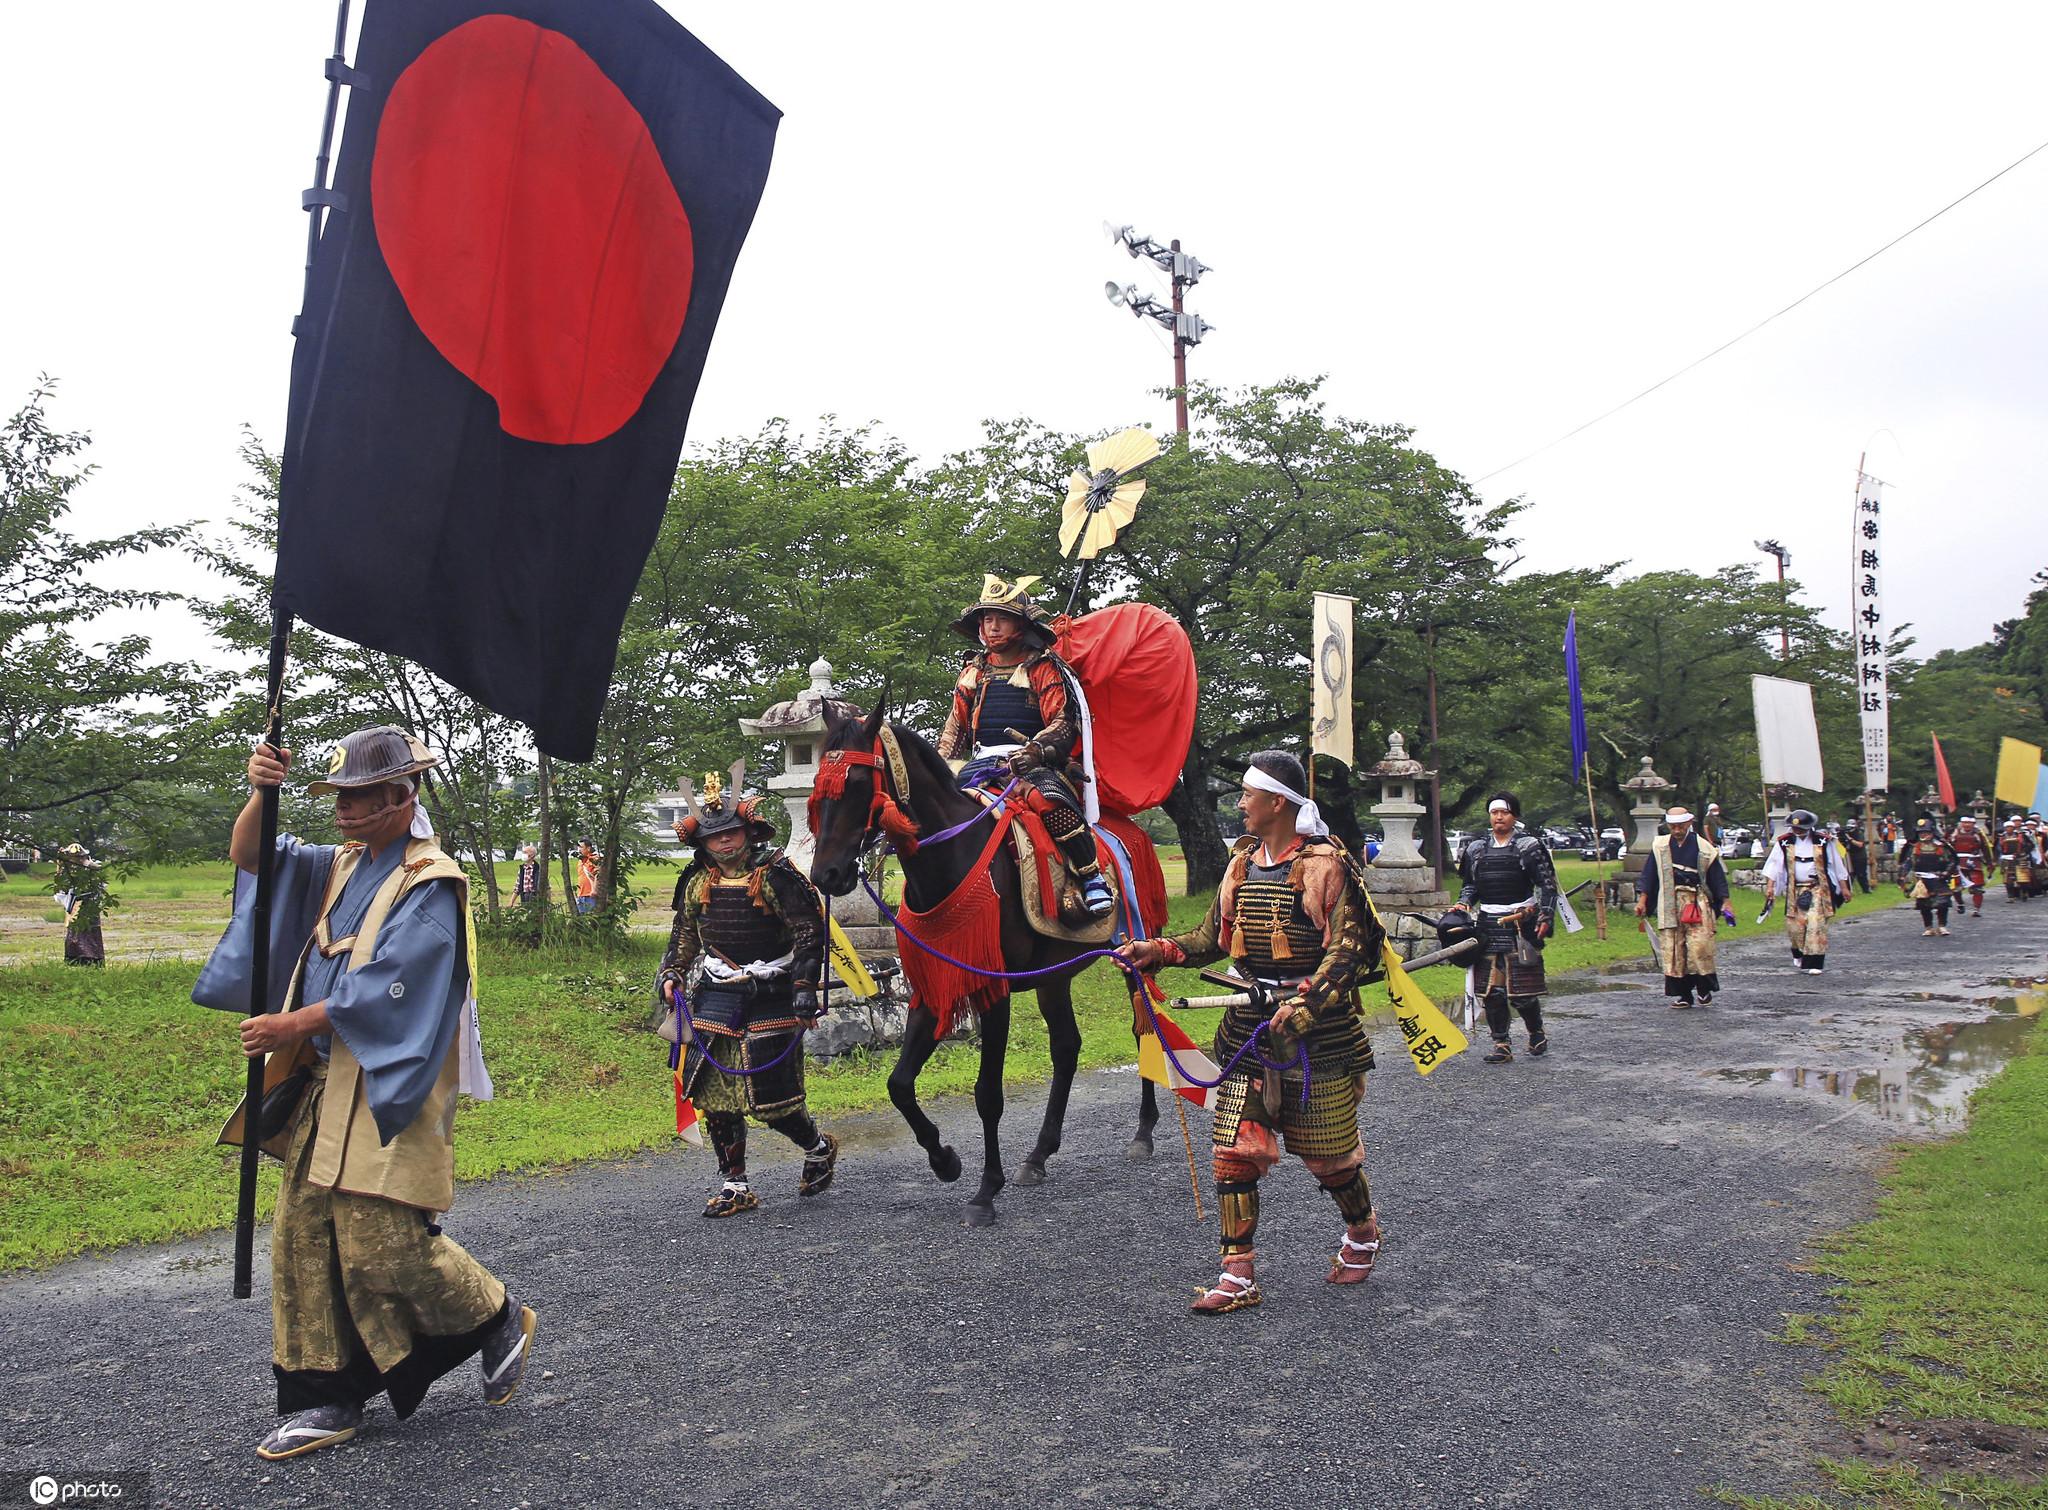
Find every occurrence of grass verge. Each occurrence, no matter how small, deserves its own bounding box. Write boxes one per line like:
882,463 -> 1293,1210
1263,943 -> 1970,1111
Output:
1712,1017 -> 2048,1508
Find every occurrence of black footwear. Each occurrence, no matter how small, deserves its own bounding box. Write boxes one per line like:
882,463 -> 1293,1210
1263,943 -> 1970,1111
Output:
1695,991 -> 1713,1007
799,1133 -> 839,1197
256,1403 -> 361,1460
703,1182 -> 759,1219
480,1294 -> 538,1406
1526,1032 -> 1549,1057
1483,1040 -> 1513,1064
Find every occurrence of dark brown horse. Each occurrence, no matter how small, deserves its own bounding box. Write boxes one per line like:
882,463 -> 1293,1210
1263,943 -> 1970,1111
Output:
807,696 -> 1161,1227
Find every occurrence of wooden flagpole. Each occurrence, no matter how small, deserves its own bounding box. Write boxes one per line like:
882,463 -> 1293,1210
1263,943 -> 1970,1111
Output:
1582,756 -> 1609,940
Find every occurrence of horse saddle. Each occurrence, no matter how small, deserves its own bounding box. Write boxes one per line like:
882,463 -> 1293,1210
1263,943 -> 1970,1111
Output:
967,787 -> 1119,945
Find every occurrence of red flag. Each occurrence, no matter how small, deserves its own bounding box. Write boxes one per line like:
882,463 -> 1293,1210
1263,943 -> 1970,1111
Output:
1931,732 -> 1957,812
674,1078 -> 704,1145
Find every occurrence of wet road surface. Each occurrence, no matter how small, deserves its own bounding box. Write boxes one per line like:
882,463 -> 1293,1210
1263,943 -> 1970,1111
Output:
3,898 -> 2044,1508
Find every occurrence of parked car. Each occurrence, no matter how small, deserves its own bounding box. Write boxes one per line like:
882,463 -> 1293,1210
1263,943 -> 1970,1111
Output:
1445,829 -> 1477,867
1580,827 -> 1625,861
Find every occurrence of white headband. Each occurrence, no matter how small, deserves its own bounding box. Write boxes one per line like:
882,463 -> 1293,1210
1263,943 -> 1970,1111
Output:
1243,765 -> 1329,838
1487,799 -> 1513,814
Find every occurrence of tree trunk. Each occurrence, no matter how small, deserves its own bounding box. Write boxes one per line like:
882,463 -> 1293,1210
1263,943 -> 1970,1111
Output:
536,754 -> 554,941
475,776 -> 502,925
600,790 -> 628,907
1163,739 -> 1230,893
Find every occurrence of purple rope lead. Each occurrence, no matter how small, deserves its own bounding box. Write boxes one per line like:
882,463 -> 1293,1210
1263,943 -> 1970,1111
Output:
858,875 -> 1310,1104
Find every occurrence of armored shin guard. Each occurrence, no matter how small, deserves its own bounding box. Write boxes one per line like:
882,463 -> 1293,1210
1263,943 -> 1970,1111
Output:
1045,805 -> 1102,878
707,1112 -> 748,1181
1512,996 -> 1544,1039
1319,1169 -> 1373,1225
767,1111 -> 821,1150
1216,1179 -> 1260,1258
1481,988 -> 1514,1042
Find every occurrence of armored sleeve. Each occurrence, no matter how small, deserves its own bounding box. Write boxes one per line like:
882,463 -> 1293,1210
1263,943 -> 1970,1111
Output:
1028,657 -> 1080,762
1300,870 -> 1377,1020
1158,891 -> 1227,969
936,665 -> 977,761
1525,838 -> 1558,930
1455,846 -> 1478,909
657,876 -> 703,1000
764,858 -> 827,993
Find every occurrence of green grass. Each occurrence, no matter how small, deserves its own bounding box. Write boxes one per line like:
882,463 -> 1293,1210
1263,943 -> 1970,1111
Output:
1713,1018 -> 2048,1508
0,855 -> 1908,1271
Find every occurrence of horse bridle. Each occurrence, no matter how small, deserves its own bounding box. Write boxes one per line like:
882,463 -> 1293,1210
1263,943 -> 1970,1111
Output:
812,728 -> 920,860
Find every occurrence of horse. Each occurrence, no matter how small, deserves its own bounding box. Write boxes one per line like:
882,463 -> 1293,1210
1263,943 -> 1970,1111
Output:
807,695 -> 1162,1227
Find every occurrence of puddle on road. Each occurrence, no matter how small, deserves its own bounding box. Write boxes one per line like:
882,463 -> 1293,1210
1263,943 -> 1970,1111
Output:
1549,979 -> 1654,997
1709,990 -> 2045,1127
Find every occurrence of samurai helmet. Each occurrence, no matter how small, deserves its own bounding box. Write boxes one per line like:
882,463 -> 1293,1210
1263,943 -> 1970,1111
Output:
1788,809 -> 1817,830
952,573 -> 1056,649
675,760 -> 775,845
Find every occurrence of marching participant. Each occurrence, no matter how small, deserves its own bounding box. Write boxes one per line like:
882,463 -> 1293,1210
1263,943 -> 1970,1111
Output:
1901,818 -> 1959,935
1760,809 -> 1850,973
1447,792 -> 1557,1061
937,574 -> 1112,917
657,771 -> 839,1217
209,728 -> 532,1461
1947,815 -> 1991,920
1116,751 -> 1383,1314
1998,816 -> 2030,903
1634,805 -> 1731,1009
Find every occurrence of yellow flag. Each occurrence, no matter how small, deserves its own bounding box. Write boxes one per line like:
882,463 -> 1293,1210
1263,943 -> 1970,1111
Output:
1996,736 -> 2043,807
827,917 -> 878,998
1382,941 -> 1468,1074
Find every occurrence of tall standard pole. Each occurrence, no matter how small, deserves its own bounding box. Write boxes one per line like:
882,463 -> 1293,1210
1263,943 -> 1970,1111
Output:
1425,623 -> 1444,892
1776,554 -> 1790,662
1169,239 -> 1190,436
233,0 -> 353,1299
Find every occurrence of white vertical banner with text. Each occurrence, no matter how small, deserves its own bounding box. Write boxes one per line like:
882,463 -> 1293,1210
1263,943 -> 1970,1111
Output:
1851,473 -> 1888,791
1311,592 -> 1355,768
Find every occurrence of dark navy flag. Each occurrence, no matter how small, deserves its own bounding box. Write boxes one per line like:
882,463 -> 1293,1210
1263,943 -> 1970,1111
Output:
1564,609 -> 1588,782
275,0 -> 779,760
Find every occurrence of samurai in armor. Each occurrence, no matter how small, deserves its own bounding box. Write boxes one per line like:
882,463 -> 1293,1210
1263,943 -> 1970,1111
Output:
1899,817 -> 1959,936
1635,805 -> 1730,1008
937,573 -> 1112,917
1947,815 -> 1990,918
1762,810 -> 1850,970
1998,817 -> 2031,903
658,769 -> 838,1218
1447,791 -> 1557,1063
1116,751 -> 1385,1314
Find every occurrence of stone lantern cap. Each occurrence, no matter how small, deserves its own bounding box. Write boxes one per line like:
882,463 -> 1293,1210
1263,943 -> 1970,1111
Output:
1361,730 -> 1430,779
739,658 -> 862,739
1621,756 -> 1673,797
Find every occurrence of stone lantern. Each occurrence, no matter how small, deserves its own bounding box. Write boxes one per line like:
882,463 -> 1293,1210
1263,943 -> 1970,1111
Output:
737,657 -> 905,1055
1969,789 -> 1992,831
1360,732 -> 1448,912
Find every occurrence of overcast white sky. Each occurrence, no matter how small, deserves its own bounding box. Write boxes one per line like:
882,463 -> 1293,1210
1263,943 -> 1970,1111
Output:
7,2 -> 2046,671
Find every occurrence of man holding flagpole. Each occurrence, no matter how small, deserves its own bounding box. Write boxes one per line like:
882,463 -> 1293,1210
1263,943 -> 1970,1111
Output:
198,730 -> 534,1460
1117,751 -> 1384,1314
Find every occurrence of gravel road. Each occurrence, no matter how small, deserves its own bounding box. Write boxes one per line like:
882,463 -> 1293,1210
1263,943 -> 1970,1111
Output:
3,896 -> 2042,1509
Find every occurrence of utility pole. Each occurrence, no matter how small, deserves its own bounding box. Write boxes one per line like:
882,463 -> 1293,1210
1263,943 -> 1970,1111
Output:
1755,537 -> 1792,660
1104,224 -> 1213,435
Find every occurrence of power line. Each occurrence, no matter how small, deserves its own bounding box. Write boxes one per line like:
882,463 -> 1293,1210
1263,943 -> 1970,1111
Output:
1474,132 -> 2048,485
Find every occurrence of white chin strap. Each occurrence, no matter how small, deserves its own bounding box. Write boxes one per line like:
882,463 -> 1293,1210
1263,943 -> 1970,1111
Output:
1243,765 -> 1328,838
405,777 -> 433,838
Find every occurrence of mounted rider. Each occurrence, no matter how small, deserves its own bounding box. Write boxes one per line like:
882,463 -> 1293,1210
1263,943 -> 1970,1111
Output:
658,766 -> 839,1218
938,573 -> 1113,917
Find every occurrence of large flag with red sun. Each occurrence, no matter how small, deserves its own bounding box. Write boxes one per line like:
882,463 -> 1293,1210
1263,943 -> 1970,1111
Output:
275,0 -> 778,760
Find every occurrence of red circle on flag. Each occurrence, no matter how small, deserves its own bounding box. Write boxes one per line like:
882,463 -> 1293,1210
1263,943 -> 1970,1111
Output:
371,15 -> 694,446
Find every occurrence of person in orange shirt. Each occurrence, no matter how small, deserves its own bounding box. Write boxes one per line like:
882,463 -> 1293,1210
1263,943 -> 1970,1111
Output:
576,841 -> 599,914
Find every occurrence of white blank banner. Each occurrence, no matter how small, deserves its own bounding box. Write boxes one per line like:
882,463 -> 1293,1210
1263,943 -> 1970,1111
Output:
1752,675 -> 1825,791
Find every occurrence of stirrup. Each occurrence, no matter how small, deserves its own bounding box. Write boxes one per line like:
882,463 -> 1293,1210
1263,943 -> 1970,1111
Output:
703,1183 -> 759,1219
1328,1230 -> 1381,1285
1191,1268 -> 1261,1314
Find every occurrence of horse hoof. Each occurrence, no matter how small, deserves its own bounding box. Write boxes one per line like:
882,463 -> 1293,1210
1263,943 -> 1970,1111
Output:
1126,1136 -> 1155,1162
962,1204 -> 997,1229
1014,1161 -> 1046,1188
931,1145 -> 963,1183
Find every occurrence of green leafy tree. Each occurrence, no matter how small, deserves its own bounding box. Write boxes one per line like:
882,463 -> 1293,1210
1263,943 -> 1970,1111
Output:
0,380 -> 222,856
